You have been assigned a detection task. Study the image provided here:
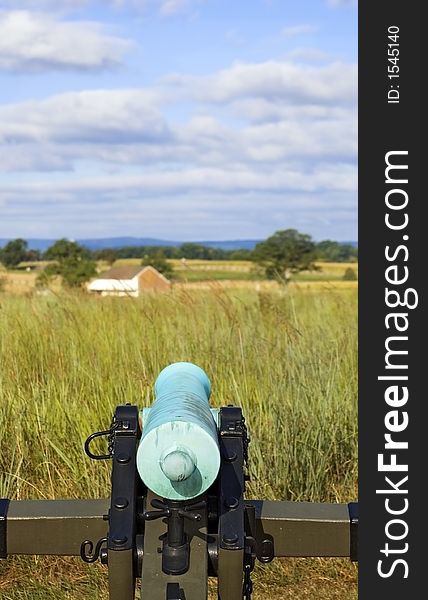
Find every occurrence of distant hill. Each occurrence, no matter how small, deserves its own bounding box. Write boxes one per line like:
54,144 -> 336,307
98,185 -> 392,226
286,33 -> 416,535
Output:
77,237 -> 180,250
78,237 -> 262,251
0,237 -> 263,252
0,239 -> 56,252
0,237 -> 358,252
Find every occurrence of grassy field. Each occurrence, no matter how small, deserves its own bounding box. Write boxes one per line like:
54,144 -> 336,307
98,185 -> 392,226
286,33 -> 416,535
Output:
0,260 -> 358,293
119,258 -> 358,283
0,286 -> 357,599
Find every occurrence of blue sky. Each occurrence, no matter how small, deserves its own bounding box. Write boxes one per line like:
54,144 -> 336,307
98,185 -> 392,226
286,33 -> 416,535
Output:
0,0 -> 357,242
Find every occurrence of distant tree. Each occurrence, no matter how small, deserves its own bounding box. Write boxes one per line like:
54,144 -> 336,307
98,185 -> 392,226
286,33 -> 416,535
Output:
115,245 -> 180,259
35,262 -> 62,288
228,249 -> 252,261
44,239 -> 90,261
0,238 -> 28,269
25,248 -> 42,262
37,257 -> 97,289
316,240 -> 358,262
39,239 -> 96,289
93,248 -> 118,266
141,252 -> 174,279
179,243 -> 209,260
343,267 -> 358,281
61,258 -> 97,287
253,229 -> 318,283
113,243 -> 252,261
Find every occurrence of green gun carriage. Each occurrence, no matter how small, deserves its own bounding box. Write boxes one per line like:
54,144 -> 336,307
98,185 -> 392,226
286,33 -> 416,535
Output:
1,362 -> 358,599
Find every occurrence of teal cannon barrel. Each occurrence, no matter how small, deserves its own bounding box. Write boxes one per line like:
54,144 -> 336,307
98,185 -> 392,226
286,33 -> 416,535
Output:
136,362 -> 220,501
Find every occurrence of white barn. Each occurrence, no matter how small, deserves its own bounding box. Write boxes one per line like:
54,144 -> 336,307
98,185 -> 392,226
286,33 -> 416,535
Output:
87,265 -> 171,297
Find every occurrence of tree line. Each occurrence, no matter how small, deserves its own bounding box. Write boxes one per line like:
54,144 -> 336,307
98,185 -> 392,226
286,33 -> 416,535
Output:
0,235 -> 357,268
0,232 -> 357,287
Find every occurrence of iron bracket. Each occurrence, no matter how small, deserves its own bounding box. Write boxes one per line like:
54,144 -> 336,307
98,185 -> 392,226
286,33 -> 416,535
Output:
348,502 -> 358,562
0,498 -> 10,559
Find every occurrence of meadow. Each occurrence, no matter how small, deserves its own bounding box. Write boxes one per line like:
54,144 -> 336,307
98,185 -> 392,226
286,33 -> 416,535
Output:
0,259 -> 358,294
0,284 -> 357,599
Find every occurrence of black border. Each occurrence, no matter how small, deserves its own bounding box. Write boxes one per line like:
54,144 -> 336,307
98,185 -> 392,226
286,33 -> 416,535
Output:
359,2 -> 425,595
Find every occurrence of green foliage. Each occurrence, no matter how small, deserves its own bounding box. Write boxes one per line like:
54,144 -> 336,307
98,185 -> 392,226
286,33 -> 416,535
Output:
115,245 -> 178,259
92,248 -> 118,265
25,248 -> 42,262
44,239 -> 90,261
178,243 -> 210,259
343,267 -> 358,281
141,252 -> 174,279
0,238 -> 28,268
176,243 -> 230,260
253,229 -> 318,283
39,240 -> 96,288
316,240 -> 358,262
112,244 -> 250,261
228,249 -> 252,260
38,258 -> 96,289
61,258 -> 97,287
35,262 -> 62,288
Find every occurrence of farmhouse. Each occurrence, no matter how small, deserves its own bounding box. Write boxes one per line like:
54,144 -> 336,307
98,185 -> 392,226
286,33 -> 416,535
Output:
87,265 -> 171,297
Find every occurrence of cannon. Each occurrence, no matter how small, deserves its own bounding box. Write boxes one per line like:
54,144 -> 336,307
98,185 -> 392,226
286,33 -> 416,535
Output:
0,362 -> 358,599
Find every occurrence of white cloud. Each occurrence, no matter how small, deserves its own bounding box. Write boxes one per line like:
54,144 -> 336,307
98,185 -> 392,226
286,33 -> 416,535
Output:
0,55 -> 357,186
0,1 -> 86,11
281,24 -> 319,38
0,143 -> 74,172
0,165 -> 357,243
0,10 -> 131,71
165,60 -> 357,105
327,0 -> 357,7
160,0 -> 190,16
0,89 -> 168,145
0,83 -> 356,173
0,56 -> 357,239
286,47 -> 331,62
0,1 -> 196,16
0,180 -> 357,240
239,117 -> 356,162
0,164 -> 357,197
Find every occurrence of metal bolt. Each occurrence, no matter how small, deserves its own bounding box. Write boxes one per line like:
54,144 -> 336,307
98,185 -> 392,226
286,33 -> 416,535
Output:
114,497 -> 129,510
112,535 -> 128,545
225,496 -> 239,510
116,453 -> 130,464
223,533 -> 238,545
223,451 -> 237,462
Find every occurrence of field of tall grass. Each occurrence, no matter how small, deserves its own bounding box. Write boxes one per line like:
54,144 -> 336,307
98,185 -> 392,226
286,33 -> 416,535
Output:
0,286 -> 357,599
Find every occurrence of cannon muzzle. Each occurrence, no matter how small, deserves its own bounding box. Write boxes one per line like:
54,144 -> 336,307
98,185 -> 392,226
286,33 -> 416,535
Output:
136,362 -> 221,501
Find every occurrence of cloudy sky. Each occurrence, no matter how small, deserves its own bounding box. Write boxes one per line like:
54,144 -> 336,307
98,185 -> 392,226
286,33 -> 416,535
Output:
0,0 -> 357,242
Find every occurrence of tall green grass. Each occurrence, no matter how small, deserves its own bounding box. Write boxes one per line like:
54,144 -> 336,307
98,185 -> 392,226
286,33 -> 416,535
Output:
0,287 -> 357,598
